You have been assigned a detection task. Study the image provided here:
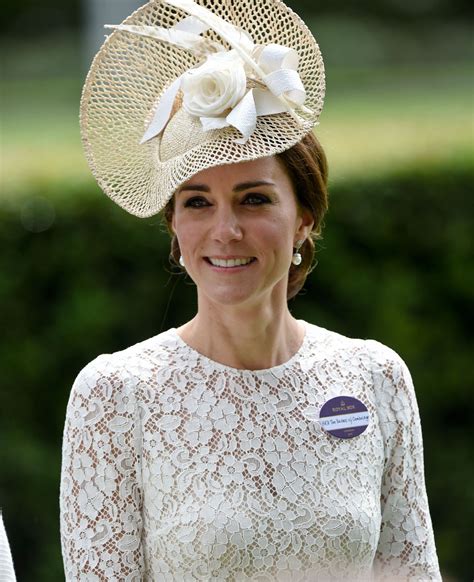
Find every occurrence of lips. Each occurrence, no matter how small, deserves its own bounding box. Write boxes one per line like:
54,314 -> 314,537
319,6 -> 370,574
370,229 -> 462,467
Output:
206,257 -> 256,268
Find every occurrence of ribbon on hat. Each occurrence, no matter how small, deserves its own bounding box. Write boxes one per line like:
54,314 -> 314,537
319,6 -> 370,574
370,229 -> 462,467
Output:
105,16 -> 225,59
106,0 -> 312,144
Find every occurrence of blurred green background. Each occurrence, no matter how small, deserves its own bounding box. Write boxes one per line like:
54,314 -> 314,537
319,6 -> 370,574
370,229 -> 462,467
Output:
1,0 -> 473,580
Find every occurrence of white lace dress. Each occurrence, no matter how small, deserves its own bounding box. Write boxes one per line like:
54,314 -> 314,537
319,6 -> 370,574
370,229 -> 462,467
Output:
60,321 -> 441,581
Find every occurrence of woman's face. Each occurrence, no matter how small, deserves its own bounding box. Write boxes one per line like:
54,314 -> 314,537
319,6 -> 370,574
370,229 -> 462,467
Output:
171,156 -> 313,308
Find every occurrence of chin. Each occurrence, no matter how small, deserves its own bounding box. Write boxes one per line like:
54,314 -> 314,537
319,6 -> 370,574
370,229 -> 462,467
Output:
196,279 -> 259,305
195,271 -> 288,308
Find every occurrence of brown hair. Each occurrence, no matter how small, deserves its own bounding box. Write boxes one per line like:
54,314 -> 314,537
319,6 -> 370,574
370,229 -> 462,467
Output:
276,131 -> 329,299
163,131 -> 329,300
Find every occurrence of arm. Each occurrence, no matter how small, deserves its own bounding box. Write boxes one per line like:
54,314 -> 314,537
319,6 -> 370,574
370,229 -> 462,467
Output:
367,340 -> 442,581
60,356 -> 144,581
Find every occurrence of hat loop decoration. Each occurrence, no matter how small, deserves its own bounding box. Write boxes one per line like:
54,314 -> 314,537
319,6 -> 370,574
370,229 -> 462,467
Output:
106,0 -> 311,145
80,0 -> 325,217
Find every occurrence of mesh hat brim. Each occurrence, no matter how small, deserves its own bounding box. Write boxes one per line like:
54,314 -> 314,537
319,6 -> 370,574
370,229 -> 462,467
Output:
80,0 -> 325,217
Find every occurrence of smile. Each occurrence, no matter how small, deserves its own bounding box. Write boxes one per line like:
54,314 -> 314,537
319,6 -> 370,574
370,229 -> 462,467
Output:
206,257 -> 256,268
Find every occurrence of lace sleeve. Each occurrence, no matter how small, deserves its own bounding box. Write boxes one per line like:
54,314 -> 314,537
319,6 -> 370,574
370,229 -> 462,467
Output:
60,356 -> 144,581
367,340 -> 442,581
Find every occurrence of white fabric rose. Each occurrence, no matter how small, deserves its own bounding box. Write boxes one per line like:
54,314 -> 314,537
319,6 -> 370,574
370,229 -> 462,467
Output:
181,50 -> 247,118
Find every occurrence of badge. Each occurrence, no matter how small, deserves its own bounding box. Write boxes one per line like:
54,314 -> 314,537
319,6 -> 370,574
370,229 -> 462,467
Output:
318,395 -> 370,439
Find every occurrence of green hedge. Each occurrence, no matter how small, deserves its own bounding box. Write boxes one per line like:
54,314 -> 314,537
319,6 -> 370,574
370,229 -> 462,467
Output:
1,162 -> 472,581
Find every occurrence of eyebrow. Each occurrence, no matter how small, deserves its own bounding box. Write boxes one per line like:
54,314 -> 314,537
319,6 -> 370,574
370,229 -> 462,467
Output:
177,180 -> 276,194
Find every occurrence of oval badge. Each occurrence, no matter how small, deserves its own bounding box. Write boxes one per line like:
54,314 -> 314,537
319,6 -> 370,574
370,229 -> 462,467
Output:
319,395 -> 370,439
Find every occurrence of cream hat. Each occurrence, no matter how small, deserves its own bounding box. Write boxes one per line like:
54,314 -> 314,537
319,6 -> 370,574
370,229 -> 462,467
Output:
80,0 -> 325,217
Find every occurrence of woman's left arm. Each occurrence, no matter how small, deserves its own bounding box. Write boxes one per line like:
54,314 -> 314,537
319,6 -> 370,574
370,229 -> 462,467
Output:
367,340 -> 442,581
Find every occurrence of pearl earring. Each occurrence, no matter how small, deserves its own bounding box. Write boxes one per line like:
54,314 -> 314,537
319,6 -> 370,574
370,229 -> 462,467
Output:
179,255 -> 185,267
292,240 -> 304,266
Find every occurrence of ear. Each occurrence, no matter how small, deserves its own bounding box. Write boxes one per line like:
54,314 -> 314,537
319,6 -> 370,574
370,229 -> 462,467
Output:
295,207 -> 314,243
171,212 -> 177,235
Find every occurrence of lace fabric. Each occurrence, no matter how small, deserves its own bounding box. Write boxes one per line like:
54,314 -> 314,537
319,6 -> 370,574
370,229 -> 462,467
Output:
60,321 -> 441,581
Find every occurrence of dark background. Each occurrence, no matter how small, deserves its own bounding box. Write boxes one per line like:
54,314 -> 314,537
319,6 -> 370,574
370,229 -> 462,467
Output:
1,0 -> 473,580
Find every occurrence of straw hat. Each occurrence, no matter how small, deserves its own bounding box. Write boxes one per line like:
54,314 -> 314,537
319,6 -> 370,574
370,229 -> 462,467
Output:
80,0 -> 325,217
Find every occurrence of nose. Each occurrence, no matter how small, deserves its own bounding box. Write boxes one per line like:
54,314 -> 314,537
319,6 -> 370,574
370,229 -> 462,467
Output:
211,205 -> 243,243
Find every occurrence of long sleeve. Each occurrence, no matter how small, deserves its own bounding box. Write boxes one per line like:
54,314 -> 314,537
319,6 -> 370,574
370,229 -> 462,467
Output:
60,355 -> 145,581
367,340 -> 442,581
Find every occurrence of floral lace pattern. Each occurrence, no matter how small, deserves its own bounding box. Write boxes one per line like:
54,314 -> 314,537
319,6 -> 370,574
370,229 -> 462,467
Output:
60,322 -> 441,581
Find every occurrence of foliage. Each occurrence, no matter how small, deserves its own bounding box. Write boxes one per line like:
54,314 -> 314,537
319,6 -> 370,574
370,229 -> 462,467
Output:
2,0 -> 473,38
0,162 -> 472,581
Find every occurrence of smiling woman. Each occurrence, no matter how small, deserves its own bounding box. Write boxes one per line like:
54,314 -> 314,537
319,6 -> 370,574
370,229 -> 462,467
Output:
172,155 -> 312,323
60,0 -> 442,580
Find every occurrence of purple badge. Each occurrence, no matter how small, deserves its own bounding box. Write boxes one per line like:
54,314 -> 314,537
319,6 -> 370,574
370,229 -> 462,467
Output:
319,395 -> 370,439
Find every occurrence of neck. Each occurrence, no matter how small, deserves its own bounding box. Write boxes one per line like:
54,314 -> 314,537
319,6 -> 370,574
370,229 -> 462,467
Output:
177,295 -> 305,370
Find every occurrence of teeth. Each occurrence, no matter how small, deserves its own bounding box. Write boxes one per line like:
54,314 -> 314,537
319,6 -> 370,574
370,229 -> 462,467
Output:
209,257 -> 254,268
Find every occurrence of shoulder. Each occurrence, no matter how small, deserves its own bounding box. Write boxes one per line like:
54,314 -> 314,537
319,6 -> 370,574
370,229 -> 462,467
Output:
302,320 -> 366,352
301,322 -> 418,425
68,327 -> 183,403
301,320 -> 411,380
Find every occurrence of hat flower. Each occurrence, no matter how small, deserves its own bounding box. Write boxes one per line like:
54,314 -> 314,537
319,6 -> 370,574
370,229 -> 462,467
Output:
181,50 -> 248,119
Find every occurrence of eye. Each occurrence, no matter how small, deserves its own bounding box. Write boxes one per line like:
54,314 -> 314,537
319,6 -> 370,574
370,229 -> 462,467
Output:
184,196 -> 211,208
242,193 -> 271,205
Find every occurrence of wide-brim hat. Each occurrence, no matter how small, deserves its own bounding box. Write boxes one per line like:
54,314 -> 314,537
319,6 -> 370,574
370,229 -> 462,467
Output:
80,0 -> 325,217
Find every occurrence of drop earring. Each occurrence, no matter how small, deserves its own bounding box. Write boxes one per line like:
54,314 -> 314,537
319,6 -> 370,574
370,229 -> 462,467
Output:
179,255 -> 185,267
292,240 -> 304,266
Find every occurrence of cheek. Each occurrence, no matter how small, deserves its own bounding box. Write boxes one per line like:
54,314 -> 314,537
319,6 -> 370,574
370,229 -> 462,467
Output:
271,208 -> 299,242
173,215 -> 201,255
258,215 -> 296,260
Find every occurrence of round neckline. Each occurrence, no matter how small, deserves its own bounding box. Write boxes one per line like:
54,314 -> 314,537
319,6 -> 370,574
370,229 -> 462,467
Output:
168,320 -> 311,376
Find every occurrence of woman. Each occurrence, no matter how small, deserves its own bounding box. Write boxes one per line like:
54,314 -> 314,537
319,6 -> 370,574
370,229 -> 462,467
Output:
60,0 -> 442,579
